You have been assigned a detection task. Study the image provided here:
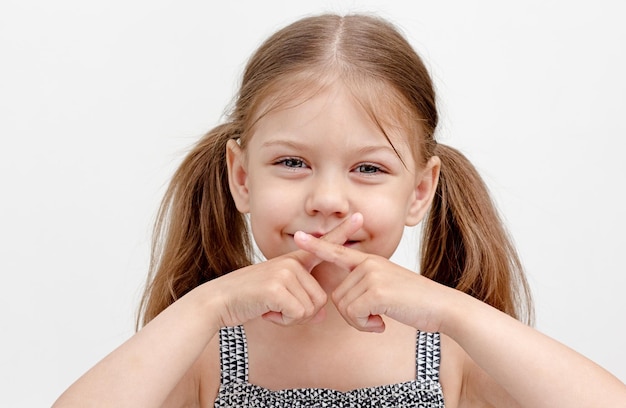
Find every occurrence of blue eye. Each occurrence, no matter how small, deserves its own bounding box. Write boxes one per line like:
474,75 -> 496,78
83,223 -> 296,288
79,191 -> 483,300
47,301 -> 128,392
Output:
355,164 -> 382,174
277,158 -> 307,168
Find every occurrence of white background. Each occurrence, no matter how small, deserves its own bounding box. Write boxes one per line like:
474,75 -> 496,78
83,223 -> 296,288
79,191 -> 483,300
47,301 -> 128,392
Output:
1,1 -> 625,406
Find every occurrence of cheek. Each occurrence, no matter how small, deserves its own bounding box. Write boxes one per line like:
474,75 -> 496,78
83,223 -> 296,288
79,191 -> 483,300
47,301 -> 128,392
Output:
372,219 -> 405,257
360,187 -> 413,222
359,195 -> 410,258
248,214 -> 283,260
248,172 -> 286,210
247,182 -> 299,259
249,182 -> 299,216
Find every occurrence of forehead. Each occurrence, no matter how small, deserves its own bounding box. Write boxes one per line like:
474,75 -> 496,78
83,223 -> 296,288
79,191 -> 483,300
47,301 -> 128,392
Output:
245,75 -> 420,153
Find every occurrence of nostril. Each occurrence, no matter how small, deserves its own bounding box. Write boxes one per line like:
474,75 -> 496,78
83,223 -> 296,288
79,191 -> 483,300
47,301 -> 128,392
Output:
305,194 -> 350,217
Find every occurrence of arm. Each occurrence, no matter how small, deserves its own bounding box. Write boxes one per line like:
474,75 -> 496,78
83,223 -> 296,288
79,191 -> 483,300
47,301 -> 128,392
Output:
443,288 -> 626,407
53,260 -> 326,407
53,259 -> 325,407
295,232 -> 626,407
53,283 -> 223,407
53,214 -> 363,407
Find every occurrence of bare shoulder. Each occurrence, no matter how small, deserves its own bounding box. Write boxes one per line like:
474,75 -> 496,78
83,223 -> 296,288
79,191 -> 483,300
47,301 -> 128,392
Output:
449,340 -> 521,408
438,334 -> 464,408
161,333 -> 221,408
198,333 -> 221,406
439,334 -> 521,408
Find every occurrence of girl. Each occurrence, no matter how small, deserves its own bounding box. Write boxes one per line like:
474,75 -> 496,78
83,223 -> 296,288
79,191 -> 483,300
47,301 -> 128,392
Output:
54,13 -> 626,407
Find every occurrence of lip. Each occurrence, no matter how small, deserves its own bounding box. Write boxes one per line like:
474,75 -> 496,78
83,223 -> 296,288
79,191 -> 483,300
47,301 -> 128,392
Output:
342,240 -> 359,247
286,231 -> 325,239
287,232 -> 361,247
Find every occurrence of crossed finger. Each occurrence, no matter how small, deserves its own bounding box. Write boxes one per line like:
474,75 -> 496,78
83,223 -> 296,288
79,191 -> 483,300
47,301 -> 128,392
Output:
294,227 -> 390,332
293,212 -> 364,272
260,213 -> 364,325
293,227 -> 369,272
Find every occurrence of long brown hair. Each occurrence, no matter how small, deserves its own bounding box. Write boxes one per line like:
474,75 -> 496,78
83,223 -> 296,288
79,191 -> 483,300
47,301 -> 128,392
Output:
138,13 -> 533,327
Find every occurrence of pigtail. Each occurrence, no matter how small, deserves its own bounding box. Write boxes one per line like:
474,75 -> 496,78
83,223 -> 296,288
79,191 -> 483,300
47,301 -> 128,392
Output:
421,143 -> 533,324
135,14 -> 533,327
137,123 -> 252,327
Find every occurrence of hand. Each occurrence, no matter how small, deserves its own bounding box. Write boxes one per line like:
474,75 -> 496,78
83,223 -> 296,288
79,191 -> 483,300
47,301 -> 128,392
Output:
294,229 -> 447,334
213,213 -> 364,328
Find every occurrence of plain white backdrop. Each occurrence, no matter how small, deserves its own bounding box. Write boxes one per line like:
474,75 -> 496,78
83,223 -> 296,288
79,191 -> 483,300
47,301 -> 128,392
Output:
1,1 -> 625,406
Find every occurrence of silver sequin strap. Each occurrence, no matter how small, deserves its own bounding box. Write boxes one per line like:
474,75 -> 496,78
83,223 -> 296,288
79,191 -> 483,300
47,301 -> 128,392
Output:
416,331 -> 441,383
218,325 -> 249,385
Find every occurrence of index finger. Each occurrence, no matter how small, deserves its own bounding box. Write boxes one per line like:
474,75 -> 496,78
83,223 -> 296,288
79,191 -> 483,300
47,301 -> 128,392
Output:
292,212 -> 363,271
294,227 -> 368,272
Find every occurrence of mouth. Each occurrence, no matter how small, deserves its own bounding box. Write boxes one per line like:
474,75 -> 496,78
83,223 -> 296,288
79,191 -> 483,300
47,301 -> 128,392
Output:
343,240 -> 359,247
288,233 -> 360,247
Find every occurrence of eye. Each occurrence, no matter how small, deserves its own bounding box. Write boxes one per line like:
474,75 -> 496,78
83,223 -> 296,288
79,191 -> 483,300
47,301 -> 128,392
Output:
275,157 -> 308,168
354,163 -> 384,174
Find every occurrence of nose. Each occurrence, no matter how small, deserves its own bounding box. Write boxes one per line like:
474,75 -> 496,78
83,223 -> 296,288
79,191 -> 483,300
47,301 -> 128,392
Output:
304,173 -> 350,218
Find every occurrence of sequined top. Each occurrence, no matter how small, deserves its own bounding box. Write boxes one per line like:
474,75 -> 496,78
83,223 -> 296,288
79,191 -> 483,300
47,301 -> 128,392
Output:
214,325 -> 445,407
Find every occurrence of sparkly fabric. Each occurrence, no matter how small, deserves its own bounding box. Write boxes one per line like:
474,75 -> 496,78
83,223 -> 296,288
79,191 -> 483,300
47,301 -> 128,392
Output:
215,325 -> 445,407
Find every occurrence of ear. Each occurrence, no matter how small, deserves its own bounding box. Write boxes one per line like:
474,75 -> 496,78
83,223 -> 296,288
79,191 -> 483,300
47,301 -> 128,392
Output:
405,155 -> 441,226
226,139 -> 250,213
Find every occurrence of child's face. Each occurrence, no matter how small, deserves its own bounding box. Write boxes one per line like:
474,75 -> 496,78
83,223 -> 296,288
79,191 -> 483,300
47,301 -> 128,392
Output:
228,82 -> 435,261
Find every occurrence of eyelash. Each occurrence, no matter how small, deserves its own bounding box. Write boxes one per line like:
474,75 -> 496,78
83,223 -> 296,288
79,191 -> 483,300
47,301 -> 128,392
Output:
354,163 -> 384,174
274,157 -> 387,175
275,157 -> 308,168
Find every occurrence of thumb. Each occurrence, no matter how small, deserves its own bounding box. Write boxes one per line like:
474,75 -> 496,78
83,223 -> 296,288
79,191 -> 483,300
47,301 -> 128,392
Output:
293,213 -> 363,272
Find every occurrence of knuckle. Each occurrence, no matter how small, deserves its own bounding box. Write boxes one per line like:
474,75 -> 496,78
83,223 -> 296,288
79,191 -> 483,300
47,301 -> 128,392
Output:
265,281 -> 285,297
345,302 -> 358,318
331,291 -> 343,307
259,276 -> 286,297
291,307 -> 306,321
362,271 -> 382,286
274,267 -> 293,281
313,292 -> 328,307
361,256 -> 378,269
368,286 -> 387,302
303,303 -> 315,317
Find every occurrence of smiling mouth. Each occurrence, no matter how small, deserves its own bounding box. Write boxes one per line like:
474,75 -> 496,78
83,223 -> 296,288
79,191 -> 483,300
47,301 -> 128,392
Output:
288,233 -> 359,247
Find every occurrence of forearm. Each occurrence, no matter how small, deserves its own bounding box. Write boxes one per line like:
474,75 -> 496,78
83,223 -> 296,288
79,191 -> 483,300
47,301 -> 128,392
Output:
441,288 -> 626,407
53,283 -> 222,407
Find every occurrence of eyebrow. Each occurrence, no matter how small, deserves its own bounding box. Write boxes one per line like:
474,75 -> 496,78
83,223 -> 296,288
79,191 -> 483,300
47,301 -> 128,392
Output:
260,139 -> 399,156
260,139 -> 306,150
